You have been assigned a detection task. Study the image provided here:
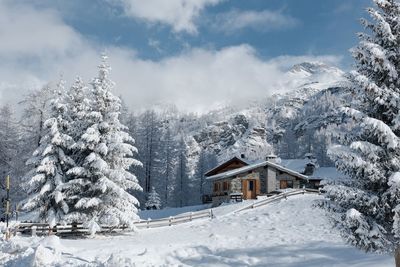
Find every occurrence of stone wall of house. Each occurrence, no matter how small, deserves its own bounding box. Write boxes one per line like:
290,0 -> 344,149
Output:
259,167 -> 268,193
267,167 -> 277,193
277,172 -> 301,188
230,177 -> 242,193
238,166 -> 277,194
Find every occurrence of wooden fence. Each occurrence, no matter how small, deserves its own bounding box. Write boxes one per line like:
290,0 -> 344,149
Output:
234,188 -> 320,213
13,209 -> 213,237
11,189 -> 319,237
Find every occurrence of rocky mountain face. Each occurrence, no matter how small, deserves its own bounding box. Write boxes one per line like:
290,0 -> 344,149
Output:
185,62 -> 348,167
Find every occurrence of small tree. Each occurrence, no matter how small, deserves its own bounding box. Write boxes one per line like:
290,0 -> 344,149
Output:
145,187 -> 161,210
325,0 -> 400,265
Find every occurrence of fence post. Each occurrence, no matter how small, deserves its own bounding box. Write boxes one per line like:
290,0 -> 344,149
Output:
190,212 -> 193,221
147,218 -> 151,229
72,222 -> 77,234
169,216 -> 172,226
15,204 -> 19,222
210,209 -> 214,219
32,226 -> 37,237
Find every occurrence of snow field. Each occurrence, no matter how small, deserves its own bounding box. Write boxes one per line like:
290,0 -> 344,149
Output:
1,194 -> 393,266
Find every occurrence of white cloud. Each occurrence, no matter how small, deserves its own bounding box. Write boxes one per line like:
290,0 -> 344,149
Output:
214,9 -> 299,33
0,2 -> 85,58
109,0 -> 223,34
0,1 -> 342,115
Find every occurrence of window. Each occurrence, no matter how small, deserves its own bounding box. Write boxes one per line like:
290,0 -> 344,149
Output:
214,182 -> 221,192
280,180 -> 293,189
223,181 -> 229,191
248,180 -> 254,191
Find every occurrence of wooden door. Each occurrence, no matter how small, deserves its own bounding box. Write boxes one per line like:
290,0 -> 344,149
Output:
247,180 -> 256,199
280,180 -> 288,189
242,180 -> 248,199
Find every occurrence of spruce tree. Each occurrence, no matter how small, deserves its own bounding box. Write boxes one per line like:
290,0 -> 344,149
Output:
64,55 -> 142,228
325,0 -> 400,264
22,81 -> 74,227
145,187 -> 161,210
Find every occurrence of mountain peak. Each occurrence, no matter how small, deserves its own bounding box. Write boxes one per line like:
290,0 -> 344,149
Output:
289,62 -> 342,75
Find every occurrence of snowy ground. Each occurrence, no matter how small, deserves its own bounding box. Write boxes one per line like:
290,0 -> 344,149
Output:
0,195 -> 393,266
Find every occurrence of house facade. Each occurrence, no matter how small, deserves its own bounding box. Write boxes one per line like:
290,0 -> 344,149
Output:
204,155 -> 309,205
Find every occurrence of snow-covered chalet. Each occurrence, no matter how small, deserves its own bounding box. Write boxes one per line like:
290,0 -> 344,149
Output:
203,154 -> 325,205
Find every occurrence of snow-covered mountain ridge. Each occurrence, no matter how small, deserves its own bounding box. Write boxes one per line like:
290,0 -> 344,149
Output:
186,61 -> 348,165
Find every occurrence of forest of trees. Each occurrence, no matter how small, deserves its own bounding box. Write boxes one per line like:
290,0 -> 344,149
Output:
0,55 -> 221,227
0,54 -> 351,227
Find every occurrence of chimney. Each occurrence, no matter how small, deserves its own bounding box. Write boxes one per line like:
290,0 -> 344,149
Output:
266,154 -> 277,163
240,154 -> 246,159
304,163 -> 315,176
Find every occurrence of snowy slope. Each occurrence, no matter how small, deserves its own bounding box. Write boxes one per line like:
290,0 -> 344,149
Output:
1,195 -> 392,266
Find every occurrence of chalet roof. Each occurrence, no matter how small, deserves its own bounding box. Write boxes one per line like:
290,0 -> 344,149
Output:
204,156 -> 249,177
206,160 -> 308,181
280,159 -> 308,173
309,167 -> 344,181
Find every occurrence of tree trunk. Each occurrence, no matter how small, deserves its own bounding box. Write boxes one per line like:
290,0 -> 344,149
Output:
395,246 -> 400,267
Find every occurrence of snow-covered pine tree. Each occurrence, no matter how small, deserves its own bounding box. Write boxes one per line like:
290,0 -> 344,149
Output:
159,122 -> 178,207
65,77 -> 91,139
145,187 -> 161,210
0,105 -> 20,217
173,137 -> 191,207
61,77 -> 92,216
137,110 -> 163,195
325,0 -> 400,264
22,80 -> 74,227
192,149 -> 218,204
20,84 -> 55,149
64,54 -> 142,229
193,149 -> 207,204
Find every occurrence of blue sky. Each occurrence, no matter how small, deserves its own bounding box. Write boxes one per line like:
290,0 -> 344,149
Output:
42,0 -> 369,67
0,0 -> 371,112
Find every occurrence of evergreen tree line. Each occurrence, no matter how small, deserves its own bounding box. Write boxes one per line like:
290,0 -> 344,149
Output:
121,109 -> 218,208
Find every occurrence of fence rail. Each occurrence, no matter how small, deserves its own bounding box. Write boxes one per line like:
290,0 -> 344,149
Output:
10,189 -> 319,237
234,188 -> 320,213
12,209 -> 213,237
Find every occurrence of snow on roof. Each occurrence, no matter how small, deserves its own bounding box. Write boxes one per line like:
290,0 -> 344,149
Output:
280,159 -> 308,173
204,156 -> 249,176
310,167 -> 345,180
206,160 -> 308,181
